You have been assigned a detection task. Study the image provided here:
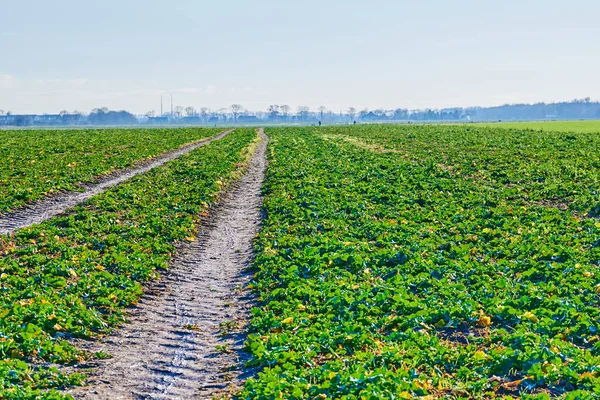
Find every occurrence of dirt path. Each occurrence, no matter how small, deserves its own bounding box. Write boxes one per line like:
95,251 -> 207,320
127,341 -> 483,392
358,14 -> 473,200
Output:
66,129 -> 268,400
0,130 -> 233,236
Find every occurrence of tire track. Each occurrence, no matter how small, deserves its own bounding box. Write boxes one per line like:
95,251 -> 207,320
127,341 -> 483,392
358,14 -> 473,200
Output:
66,129 -> 268,399
0,129 -> 233,236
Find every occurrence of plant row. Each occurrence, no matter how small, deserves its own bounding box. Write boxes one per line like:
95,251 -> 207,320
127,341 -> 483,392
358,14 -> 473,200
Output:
0,127 -> 221,212
0,128 -> 257,399
241,126 -> 600,399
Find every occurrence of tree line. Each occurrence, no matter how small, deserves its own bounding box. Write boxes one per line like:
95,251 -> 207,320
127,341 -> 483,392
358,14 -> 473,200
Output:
143,99 -> 600,124
1,98 -> 599,126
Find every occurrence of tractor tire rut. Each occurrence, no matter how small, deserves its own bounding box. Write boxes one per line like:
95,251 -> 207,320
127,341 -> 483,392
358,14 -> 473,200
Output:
65,129 -> 267,399
0,129 -> 233,236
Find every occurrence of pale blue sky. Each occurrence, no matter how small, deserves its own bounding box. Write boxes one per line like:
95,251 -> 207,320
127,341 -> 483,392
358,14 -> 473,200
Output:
1,0 -> 599,114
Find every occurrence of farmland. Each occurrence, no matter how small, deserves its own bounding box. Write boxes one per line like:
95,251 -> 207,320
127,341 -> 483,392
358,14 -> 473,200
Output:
0,127 -> 220,213
481,120 -> 600,134
1,123 -> 600,399
0,128 -> 257,398
241,125 -> 600,399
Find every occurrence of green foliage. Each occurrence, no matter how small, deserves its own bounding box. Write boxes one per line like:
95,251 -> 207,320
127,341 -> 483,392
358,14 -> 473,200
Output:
0,129 -> 256,398
481,120 -> 600,134
0,127 -> 221,213
240,125 -> 600,399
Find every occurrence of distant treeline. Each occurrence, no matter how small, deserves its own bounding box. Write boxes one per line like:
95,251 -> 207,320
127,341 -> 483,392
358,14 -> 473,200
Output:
0,108 -> 138,127
353,98 -> 600,123
1,99 -> 599,126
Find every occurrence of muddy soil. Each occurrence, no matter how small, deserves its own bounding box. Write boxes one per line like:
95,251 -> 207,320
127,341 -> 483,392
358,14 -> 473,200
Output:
65,129 -> 268,399
0,130 -> 233,236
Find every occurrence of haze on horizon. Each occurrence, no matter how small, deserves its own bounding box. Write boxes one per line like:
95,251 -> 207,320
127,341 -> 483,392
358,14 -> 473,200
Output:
1,0 -> 599,115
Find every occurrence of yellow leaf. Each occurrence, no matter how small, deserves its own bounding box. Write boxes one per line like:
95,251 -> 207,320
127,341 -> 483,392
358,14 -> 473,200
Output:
282,317 -> 294,324
523,311 -> 539,323
414,379 -> 433,390
478,314 -> 492,327
18,299 -> 34,307
53,323 -> 63,331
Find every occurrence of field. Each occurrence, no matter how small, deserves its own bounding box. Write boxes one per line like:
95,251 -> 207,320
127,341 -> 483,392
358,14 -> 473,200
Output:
0,128 -> 220,213
480,120 -> 600,134
0,128 -> 257,397
1,124 -> 600,399
237,125 -> 600,399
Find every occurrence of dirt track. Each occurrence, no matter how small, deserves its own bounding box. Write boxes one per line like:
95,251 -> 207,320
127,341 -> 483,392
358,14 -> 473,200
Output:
66,129 -> 268,399
0,129 -> 233,236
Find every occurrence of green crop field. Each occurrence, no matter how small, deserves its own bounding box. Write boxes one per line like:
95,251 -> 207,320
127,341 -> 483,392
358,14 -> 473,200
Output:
241,125 -> 600,399
0,127 -> 220,213
1,124 -> 600,399
0,128 -> 257,398
480,120 -> 600,134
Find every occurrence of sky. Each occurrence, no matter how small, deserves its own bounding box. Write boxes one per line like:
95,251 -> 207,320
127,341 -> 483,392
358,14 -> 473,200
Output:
1,0 -> 599,115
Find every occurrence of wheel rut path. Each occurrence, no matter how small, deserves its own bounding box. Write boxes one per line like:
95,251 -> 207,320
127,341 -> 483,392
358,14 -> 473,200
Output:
66,129 -> 268,399
0,129 -> 233,236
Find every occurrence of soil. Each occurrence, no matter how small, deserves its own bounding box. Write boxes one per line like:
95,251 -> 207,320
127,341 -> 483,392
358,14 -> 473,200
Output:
64,129 -> 268,399
0,129 -> 233,236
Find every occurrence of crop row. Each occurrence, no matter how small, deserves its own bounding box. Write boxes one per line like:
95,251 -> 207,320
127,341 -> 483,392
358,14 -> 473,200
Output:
0,127 -> 221,213
0,128 -> 257,399
241,126 -> 600,399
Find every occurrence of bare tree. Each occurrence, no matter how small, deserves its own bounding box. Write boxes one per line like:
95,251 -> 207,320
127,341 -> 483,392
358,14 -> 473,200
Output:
185,106 -> 196,117
0,110 -> 5,116
91,107 -> 108,115
59,110 -> 69,116
199,107 -> 210,123
347,107 -> 357,122
230,104 -> 243,123
267,105 -> 280,120
318,106 -> 327,122
217,108 -> 229,122
174,106 -> 184,118
358,109 -> 369,119
145,110 -> 155,118
297,106 -> 310,121
280,105 -> 291,122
